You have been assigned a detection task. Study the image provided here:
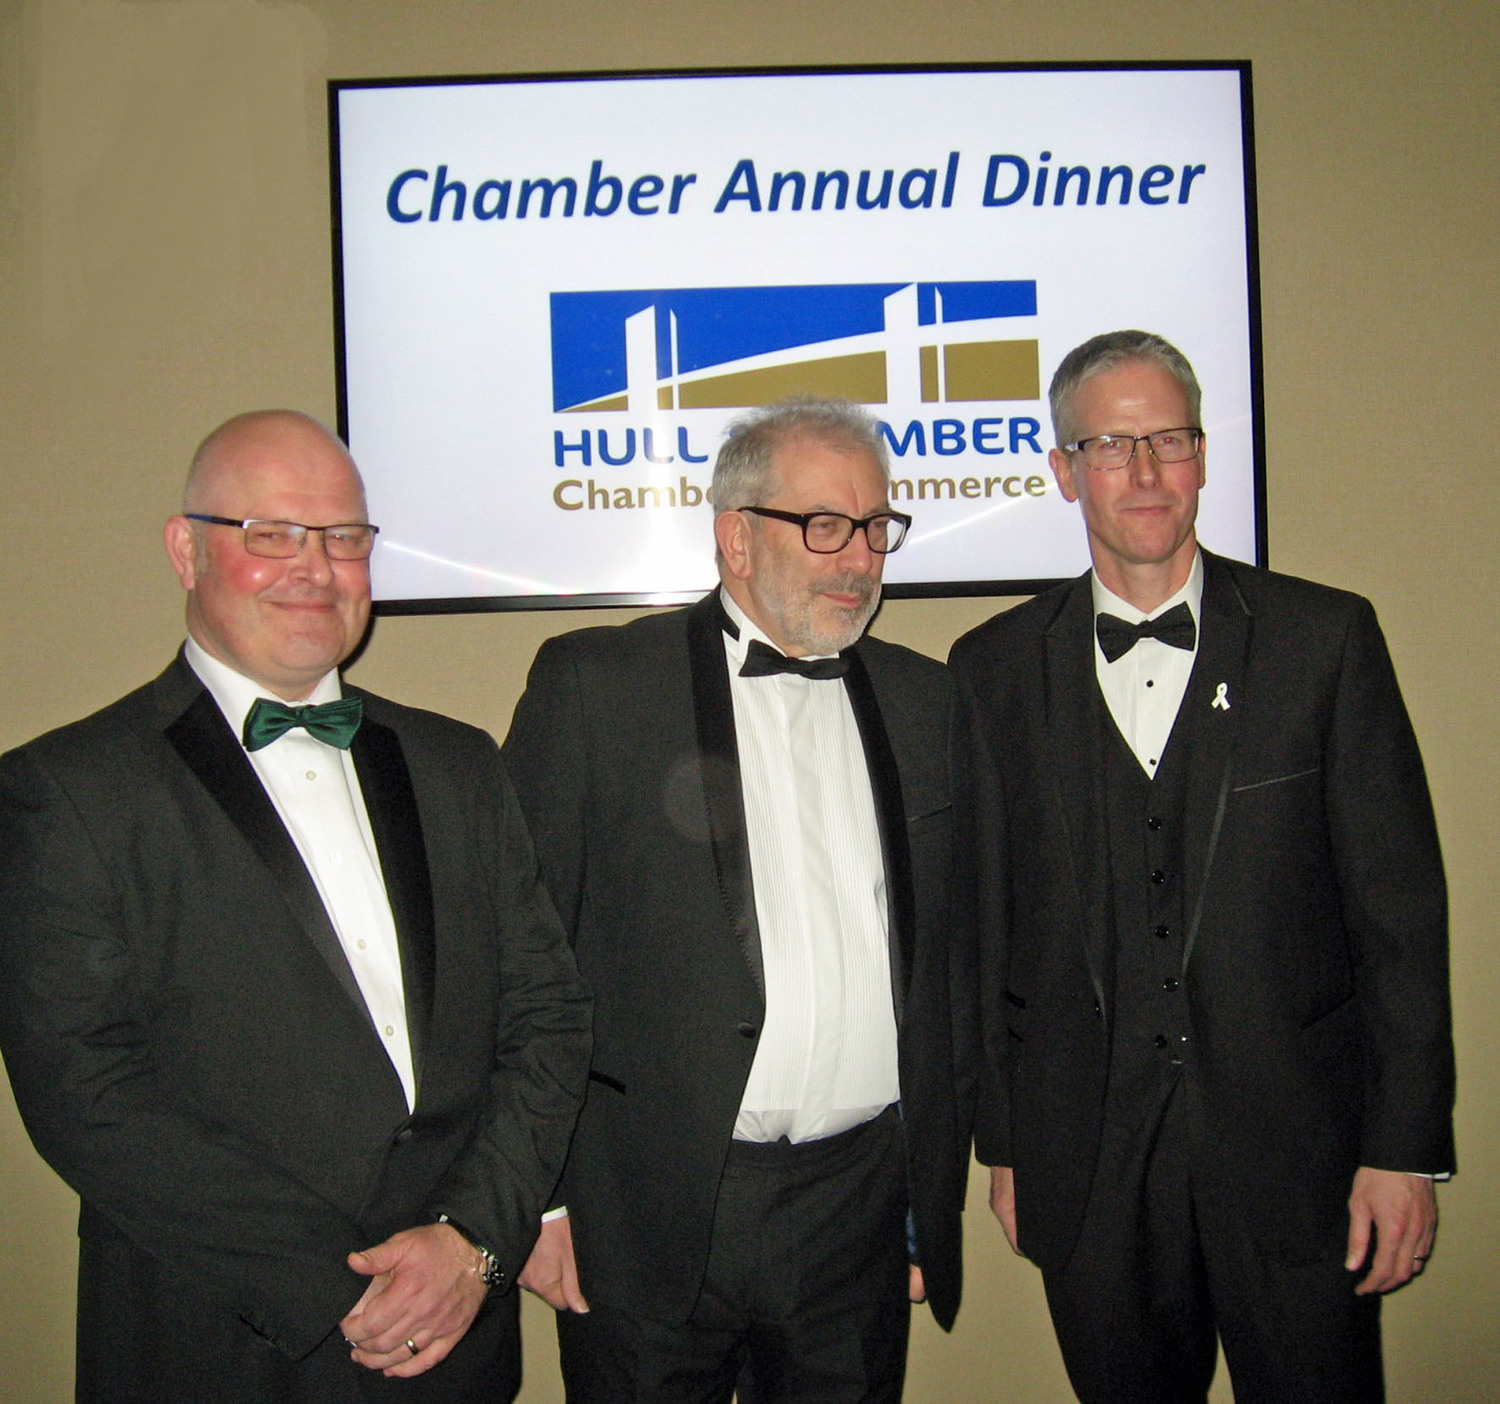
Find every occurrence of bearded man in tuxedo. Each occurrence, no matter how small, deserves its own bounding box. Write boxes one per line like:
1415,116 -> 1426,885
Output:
505,398 -> 971,1402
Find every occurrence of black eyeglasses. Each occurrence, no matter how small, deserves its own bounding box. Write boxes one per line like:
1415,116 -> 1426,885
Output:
185,514 -> 380,560
1064,428 -> 1204,472
740,506 -> 911,554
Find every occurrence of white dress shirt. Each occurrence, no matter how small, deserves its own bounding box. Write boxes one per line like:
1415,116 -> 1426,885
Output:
184,638 -> 415,1110
1093,551 -> 1204,777
720,592 -> 899,1144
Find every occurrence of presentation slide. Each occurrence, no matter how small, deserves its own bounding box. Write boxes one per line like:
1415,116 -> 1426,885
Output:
330,64 -> 1261,610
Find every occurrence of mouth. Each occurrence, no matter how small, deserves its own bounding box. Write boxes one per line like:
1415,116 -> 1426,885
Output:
267,597 -> 341,614
819,578 -> 876,612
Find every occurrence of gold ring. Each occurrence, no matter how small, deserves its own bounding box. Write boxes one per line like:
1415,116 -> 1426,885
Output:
406,1339 -> 421,1356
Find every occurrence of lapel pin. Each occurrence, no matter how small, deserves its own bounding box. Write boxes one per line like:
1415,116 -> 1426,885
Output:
1211,682 -> 1231,711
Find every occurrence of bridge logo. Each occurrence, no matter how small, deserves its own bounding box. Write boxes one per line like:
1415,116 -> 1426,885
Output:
550,281 -> 1039,413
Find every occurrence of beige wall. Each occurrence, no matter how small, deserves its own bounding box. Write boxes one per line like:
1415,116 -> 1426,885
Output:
2,1 -> 1496,1398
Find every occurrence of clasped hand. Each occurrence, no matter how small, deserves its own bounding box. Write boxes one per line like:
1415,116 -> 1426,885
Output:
341,1222 -> 489,1377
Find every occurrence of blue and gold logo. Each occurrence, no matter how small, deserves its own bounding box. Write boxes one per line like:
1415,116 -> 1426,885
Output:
551,281 -> 1039,414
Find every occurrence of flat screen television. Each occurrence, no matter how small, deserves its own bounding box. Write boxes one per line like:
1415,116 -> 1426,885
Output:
329,62 -> 1262,613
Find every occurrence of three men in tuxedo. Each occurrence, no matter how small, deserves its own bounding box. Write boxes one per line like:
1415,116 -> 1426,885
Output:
0,411 -> 591,1402
950,332 -> 1454,1402
503,398 -> 970,1401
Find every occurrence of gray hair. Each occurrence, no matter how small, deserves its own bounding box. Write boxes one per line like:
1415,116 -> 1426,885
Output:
1048,331 -> 1203,448
709,397 -> 890,511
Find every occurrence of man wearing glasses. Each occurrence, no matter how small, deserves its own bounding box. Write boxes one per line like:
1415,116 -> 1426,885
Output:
503,398 -> 971,1401
0,411 -> 590,1402
950,331 -> 1454,1401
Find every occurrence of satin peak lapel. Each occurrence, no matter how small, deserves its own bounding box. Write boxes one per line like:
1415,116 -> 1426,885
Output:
1044,576 -> 1112,1009
842,650 -> 915,1014
687,594 -> 764,1001
1177,552 -> 1252,973
350,711 -> 436,1094
163,686 -> 370,1021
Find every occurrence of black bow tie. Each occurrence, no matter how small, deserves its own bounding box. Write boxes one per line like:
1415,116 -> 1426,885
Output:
242,695 -> 363,752
739,639 -> 849,681
1095,602 -> 1197,664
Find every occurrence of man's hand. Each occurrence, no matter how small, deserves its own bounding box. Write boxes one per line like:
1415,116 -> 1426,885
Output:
908,1264 -> 926,1302
989,1165 -> 1021,1255
341,1222 -> 489,1376
1346,1166 -> 1437,1295
518,1213 -> 590,1314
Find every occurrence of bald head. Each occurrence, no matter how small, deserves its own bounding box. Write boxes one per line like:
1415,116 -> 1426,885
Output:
165,410 -> 374,700
183,411 -> 364,516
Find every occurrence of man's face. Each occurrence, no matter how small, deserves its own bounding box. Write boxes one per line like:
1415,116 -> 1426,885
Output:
1048,358 -> 1205,593
731,437 -> 889,656
165,418 -> 372,700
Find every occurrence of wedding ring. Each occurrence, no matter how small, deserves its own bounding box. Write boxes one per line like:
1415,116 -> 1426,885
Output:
406,1339 -> 421,1356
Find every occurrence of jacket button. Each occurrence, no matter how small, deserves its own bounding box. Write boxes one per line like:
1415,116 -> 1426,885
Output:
1092,998 -> 1102,1020
1146,816 -> 1163,831
1163,977 -> 1179,992
1153,1033 -> 1168,1049
1154,925 -> 1170,940
1150,869 -> 1167,885
393,1127 -> 414,1145
737,1022 -> 758,1039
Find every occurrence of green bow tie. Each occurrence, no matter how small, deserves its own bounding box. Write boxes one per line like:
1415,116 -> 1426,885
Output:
242,695 -> 363,752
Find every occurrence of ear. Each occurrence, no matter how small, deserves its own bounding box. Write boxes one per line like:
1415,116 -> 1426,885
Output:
1196,432 -> 1207,488
714,509 -> 754,582
164,516 -> 200,590
1048,447 -> 1081,504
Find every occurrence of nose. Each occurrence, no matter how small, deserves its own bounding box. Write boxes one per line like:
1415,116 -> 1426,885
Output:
288,528 -> 335,584
837,520 -> 877,575
1127,438 -> 1160,487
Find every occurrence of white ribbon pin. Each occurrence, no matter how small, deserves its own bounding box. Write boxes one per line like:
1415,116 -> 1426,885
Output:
1211,682 -> 1231,711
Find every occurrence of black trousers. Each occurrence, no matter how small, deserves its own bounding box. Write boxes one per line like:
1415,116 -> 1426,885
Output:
558,1106 -> 910,1403
1040,1077 -> 1384,1404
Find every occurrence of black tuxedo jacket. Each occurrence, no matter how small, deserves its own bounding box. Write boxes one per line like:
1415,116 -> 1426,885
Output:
502,593 -> 970,1330
0,655 -> 590,1384
950,551 -> 1454,1273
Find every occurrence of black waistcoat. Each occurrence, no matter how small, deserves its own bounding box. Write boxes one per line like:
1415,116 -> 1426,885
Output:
1099,696 -> 1197,1126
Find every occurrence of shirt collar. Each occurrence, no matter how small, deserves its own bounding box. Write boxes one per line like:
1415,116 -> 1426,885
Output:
183,635 -> 343,741
1091,548 -> 1204,629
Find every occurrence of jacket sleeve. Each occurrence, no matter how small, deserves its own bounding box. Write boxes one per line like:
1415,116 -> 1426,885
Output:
500,636 -> 592,942
427,735 -> 593,1277
0,745 -> 370,1359
949,649 -> 1015,1168
1324,598 -> 1454,1174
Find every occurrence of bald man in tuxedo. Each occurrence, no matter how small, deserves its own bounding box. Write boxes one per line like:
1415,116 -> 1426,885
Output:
0,411 -> 590,1402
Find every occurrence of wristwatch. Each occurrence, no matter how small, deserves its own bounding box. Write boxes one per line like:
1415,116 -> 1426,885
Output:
437,1214 -> 506,1289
